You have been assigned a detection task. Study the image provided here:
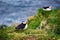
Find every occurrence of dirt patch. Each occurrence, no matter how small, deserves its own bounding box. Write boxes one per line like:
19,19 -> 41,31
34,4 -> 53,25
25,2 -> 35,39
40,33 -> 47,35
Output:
26,35 -> 37,40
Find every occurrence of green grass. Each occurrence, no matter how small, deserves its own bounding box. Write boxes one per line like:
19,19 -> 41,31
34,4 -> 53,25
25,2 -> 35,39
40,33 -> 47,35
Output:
0,8 -> 60,40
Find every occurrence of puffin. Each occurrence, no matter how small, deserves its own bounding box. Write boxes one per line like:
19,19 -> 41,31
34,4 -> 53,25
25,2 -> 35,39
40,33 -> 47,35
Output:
43,6 -> 52,11
0,25 -> 7,29
15,21 -> 28,30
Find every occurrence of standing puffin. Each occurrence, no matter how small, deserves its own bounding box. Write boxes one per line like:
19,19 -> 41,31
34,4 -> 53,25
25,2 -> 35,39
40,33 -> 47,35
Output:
15,21 -> 28,30
43,6 -> 52,11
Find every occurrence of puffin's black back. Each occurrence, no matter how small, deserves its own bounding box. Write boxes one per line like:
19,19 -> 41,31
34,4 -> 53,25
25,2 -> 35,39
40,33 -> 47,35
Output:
43,7 -> 49,9
16,23 -> 26,30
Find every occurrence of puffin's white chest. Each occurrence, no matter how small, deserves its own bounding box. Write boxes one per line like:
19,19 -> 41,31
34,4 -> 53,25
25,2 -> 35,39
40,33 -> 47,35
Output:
24,24 -> 28,30
43,8 -> 51,11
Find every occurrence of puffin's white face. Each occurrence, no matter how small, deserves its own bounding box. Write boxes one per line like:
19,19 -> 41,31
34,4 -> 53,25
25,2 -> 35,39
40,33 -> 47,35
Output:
23,21 -> 27,24
49,6 -> 52,9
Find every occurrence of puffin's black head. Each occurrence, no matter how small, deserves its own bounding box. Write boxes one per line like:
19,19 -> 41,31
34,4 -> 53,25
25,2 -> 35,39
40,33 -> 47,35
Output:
22,21 -> 27,24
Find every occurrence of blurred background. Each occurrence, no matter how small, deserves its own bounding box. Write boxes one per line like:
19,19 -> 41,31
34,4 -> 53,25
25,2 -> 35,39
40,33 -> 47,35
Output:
0,0 -> 60,25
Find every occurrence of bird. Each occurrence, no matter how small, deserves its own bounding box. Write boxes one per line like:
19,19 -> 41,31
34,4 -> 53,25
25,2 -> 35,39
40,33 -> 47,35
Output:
15,21 -> 28,30
43,6 -> 52,11
0,25 -> 7,29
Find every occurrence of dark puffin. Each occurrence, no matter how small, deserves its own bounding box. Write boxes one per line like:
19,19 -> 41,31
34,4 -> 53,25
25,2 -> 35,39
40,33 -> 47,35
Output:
0,25 -> 7,29
43,6 -> 52,11
15,21 -> 28,30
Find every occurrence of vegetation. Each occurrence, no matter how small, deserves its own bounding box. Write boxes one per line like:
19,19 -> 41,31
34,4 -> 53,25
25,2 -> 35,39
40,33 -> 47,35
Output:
0,8 -> 60,40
